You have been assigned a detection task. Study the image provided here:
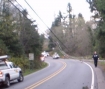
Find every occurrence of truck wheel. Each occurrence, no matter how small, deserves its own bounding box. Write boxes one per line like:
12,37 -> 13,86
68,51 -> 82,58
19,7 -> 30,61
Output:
4,77 -> 10,87
18,73 -> 24,82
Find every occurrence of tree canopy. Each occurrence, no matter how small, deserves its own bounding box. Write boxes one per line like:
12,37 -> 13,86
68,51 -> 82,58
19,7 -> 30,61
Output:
87,0 -> 105,57
48,2 -> 93,56
0,0 -> 44,58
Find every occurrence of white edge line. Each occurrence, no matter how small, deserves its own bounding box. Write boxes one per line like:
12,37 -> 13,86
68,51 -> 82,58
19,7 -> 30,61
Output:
25,61 -> 50,78
84,62 -> 94,89
46,61 -> 50,67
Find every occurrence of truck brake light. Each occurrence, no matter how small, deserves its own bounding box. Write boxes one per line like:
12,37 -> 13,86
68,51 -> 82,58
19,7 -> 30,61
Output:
0,71 -> 3,77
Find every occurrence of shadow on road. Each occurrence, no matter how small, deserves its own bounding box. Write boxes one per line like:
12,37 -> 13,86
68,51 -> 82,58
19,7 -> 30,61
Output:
0,81 -> 19,89
82,86 -> 89,89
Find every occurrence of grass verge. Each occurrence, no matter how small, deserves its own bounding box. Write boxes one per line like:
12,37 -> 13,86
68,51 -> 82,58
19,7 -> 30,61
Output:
98,61 -> 105,79
98,61 -> 105,72
23,62 -> 48,76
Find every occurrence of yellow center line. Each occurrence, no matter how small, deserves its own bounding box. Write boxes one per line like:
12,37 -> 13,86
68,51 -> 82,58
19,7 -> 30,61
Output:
25,61 -> 67,89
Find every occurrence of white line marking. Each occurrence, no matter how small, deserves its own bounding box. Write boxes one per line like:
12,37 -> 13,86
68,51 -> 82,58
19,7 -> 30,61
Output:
84,62 -> 94,89
45,61 -> 50,67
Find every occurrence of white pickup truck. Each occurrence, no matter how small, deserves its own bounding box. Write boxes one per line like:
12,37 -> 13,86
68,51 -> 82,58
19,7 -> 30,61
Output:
0,55 -> 24,87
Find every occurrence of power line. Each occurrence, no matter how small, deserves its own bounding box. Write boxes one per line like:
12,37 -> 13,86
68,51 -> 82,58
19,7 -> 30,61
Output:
14,0 -> 33,20
8,0 -> 28,19
24,0 -> 49,29
24,0 -> 69,51
9,0 -> 70,52
8,0 -> 47,46
8,0 -> 48,35
14,0 -> 25,10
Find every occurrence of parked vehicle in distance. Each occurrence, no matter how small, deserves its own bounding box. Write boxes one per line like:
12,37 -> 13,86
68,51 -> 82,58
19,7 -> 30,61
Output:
41,51 -> 49,57
53,53 -> 60,59
0,55 -> 24,87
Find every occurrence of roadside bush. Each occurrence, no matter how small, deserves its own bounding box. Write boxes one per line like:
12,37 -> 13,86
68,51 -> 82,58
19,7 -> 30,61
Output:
9,57 -> 30,72
9,56 -> 46,72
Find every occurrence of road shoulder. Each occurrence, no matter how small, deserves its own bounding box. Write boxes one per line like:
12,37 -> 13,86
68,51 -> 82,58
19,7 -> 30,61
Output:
85,61 -> 105,89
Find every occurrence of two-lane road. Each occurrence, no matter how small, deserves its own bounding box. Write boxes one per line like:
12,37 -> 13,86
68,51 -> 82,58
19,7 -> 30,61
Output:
1,57 -> 98,89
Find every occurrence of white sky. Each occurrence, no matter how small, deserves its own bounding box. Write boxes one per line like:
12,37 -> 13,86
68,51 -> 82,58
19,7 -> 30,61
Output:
17,0 -> 93,34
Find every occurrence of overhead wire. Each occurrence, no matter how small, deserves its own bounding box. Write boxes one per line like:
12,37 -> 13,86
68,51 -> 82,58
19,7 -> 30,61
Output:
16,0 -> 49,35
8,0 -> 45,34
24,0 -> 70,51
8,0 -> 28,19
8,0 -> 46,48
8,0 -> 70,53
14,0 -> 33,21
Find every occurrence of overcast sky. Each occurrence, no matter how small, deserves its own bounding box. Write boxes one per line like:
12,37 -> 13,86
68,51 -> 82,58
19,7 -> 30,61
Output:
17,0 -> 93,34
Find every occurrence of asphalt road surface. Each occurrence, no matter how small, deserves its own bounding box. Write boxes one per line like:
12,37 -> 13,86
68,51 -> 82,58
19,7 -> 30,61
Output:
1,57 -> 98,89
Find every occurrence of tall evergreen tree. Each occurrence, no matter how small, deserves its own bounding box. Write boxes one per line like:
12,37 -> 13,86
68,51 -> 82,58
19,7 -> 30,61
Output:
87,0 -> 105,57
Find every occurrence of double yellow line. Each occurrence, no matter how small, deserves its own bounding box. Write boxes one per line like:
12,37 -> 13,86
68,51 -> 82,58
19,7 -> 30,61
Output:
25,61 -> 67,89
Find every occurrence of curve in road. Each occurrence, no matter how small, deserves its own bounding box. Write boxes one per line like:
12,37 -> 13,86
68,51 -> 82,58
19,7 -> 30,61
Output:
25,61 -> 67,89
1,58 -> 97,89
